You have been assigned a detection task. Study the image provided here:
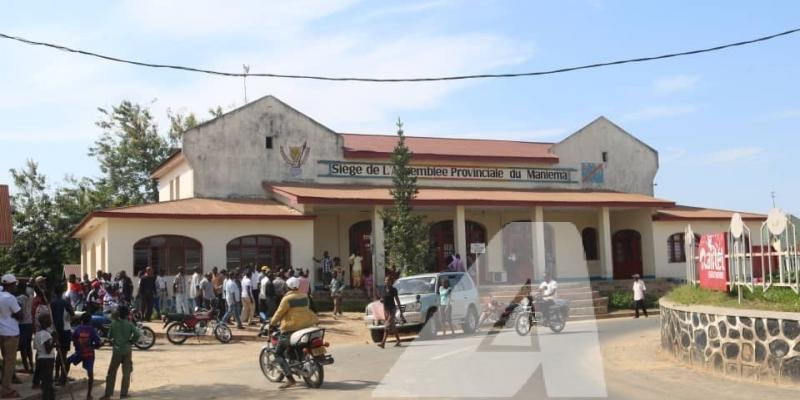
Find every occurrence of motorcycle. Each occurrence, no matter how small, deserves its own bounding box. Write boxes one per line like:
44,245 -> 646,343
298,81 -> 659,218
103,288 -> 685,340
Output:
258,324 -> 334,388
75,311 -> 156,350
164,308 -> 232,344
513,294 -> 570,335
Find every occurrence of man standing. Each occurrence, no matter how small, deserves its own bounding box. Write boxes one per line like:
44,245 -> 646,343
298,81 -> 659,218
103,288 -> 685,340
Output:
155,270 -> 168,319
189,268 -> 201,311
221,271 -> 243,329
174,267 -> 190,315
0,274 -> 22,398
240,271 -> 254,326
313,251 -> 333,288
349,253 -> 363,289
100,305 -> 139,400
211,267 -> 225,315
632,274 -> 648,318
251,267 -> 262,316
272,271 -> 287,308
200,273 -> 214,310
138,267 -> 156,321
119,271 -> 133,304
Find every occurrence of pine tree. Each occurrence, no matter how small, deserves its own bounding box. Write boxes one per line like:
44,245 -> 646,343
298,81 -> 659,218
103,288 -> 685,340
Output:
383,119 -> 430,276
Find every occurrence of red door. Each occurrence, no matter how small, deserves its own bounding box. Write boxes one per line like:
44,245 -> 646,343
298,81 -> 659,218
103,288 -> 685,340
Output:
348,221 -> 373,285
613,230 -> 643,279
429,221 -> 455,271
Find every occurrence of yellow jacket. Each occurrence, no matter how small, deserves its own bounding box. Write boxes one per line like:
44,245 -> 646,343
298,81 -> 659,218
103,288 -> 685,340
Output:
270,291 -> 318,332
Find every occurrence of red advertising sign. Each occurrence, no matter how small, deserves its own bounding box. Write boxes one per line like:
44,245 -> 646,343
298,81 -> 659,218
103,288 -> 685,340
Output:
697,233 -> 729,291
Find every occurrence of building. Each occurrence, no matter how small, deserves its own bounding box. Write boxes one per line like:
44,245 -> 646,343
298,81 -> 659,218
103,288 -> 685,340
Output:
72,95 -> 766,288
0,185 -> 11,248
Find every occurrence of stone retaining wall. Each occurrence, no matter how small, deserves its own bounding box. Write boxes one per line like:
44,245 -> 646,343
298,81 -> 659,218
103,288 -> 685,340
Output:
660,299 -> 800,383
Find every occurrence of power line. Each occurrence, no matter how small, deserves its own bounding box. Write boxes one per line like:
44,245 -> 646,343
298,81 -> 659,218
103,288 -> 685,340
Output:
1,27 -> 799,83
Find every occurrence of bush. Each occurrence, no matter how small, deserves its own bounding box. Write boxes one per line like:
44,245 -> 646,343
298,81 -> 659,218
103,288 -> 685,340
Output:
608,290 -> 659,310
664,284 -> 800,312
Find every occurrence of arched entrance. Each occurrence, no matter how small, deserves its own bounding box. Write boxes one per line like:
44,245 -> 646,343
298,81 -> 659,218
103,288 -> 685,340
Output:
501,221 -> 556,284
613,229 -> 643,279
429,220 -> 486,272
226,235 -> 290,270
348,220 -> 373,286
133,235 -> 202,276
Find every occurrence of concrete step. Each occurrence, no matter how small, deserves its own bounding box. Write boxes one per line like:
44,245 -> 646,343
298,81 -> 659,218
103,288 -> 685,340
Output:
568,305 -> 610,317
485,291 -> 602,302
480,288 -> 601,298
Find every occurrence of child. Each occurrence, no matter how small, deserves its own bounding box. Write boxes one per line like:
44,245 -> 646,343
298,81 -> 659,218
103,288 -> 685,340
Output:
34,313 -> 56,400
69,313 -> 101,400
100,305 -> 139,400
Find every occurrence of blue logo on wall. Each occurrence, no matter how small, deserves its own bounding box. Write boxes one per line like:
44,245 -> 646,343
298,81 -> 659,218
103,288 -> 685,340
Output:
581,163 -> 604,184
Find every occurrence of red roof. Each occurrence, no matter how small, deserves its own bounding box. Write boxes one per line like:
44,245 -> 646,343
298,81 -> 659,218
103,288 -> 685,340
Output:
341,134 -> 559,164
267,183 -> 674,208
0,185 -> 11,247
72,197 -> 313,237
654,205 -> 766,221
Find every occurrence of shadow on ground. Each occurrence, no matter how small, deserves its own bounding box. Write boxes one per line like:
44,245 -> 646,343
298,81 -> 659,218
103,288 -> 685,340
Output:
129,381 -> 378,399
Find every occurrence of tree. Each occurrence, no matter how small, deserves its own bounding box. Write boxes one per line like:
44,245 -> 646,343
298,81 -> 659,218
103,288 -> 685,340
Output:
0,161 -> 74,279
382,120 -> 431,276
90,101 -> 173,205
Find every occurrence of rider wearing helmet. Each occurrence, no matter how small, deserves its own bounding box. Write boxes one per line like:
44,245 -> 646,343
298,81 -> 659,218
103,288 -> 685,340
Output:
269,276 -> 318,389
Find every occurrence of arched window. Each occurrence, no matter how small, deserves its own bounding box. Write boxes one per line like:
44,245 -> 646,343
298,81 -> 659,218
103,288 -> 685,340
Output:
667,233 -> 686,263
582,228 -> 599,261
226,235 -> 290,270
133,235 -> 202,276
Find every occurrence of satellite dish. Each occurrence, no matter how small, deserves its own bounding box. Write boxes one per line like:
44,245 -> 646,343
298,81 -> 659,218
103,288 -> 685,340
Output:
685,224 -> 695,244
766,208 -> 787,236
730,213 -> 744,239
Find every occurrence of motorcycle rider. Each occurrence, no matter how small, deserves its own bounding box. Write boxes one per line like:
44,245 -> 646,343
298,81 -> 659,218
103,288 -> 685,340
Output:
269,276 -> 318,389
537,274 -> 557,323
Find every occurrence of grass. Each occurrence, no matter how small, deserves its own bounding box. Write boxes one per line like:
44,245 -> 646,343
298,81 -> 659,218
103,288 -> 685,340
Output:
663,284 -> 800,312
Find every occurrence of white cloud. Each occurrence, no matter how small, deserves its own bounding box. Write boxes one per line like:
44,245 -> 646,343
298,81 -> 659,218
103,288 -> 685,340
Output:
652,75 -> 700,94
702,147 -> 764,164
764,109 -> 800,119
622,105 -> 698,122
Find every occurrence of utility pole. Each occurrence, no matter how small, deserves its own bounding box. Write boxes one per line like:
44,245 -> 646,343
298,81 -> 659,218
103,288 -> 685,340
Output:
771,191 -> 777,208
242,64 -> 250,104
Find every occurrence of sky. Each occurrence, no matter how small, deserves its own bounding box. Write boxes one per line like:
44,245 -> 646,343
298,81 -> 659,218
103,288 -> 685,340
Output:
0,0 -> 798,214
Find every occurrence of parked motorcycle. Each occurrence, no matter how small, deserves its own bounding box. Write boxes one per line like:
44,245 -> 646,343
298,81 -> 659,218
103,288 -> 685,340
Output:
513,294 -> 570,335
77,311 -> 156,350
164,308 -> 232,344
258,324 -> 334,388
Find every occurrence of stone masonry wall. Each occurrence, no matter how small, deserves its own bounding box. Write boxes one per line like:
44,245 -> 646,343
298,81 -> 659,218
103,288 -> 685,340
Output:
660,300 -> 800,383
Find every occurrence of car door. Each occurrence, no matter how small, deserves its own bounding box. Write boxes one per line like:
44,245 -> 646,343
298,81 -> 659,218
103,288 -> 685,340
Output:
441,273 -> 466,321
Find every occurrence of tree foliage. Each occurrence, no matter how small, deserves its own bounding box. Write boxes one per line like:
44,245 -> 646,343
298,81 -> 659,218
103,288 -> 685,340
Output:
382,120 -> 430,276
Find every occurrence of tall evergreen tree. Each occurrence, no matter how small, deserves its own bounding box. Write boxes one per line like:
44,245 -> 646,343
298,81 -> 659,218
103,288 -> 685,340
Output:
383,120 -> 430,276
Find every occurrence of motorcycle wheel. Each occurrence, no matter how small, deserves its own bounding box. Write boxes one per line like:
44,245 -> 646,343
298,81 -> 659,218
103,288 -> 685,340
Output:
302,354 -> 324,388
166,322 -> 189,345
370,329 -> 384,343
214,323 -> 233,343
259,346 -> 285,383
136,326 -> 156,350
548,312 -> 566,333
514,312 -> 532,336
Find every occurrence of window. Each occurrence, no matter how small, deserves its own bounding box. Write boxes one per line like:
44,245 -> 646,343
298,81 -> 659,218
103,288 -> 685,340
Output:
602,152 -> 608,162
133,235 -> 202,276
226,235 -> 290,270
175,176 -> 181,200
265,137 -> 273,149
667,233 -> 686,263
582,228 -> 599,261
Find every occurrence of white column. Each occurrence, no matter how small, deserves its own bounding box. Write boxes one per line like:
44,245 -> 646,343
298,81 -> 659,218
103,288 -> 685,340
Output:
532,206 -> 546,281
455,205 -> 467,261
372,205 -> 385,284
598,207 -> 613,280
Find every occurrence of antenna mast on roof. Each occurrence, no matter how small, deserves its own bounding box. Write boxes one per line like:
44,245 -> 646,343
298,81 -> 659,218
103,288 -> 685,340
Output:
771,191 -> 777,208
242,64 -> 250,104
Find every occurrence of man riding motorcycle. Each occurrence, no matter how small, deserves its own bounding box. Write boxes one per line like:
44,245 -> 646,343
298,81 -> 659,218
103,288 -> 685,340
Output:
536,274 -> 558,322
269,276 -> 318,389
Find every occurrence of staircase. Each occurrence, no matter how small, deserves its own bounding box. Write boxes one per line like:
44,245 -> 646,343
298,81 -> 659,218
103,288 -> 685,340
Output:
478,282 -> 609,320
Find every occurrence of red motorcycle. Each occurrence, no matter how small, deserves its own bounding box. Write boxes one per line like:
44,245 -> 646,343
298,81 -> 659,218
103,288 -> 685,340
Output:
164,309 -> 232,344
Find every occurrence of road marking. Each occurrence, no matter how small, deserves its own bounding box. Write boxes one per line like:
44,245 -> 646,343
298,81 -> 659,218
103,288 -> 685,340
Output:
430,345 -> 473,361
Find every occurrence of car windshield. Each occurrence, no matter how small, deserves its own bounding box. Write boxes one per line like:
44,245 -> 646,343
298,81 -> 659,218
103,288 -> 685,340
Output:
394,277 -> 436,295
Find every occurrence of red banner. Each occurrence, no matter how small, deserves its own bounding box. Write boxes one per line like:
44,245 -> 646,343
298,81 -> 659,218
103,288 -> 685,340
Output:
697,233 -> 729,291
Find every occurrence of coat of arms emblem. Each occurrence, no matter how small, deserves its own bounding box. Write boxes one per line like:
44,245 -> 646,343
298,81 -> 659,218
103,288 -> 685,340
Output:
280,141 -> 310,176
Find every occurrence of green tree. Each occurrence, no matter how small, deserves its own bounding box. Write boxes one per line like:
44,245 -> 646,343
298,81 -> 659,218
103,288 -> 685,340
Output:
0,161 -> 73,279
90,101 -> 173,205
382,120 -> 430,276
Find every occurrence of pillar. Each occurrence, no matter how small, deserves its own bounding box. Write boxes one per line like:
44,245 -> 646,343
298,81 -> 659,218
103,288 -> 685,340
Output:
532,206 -> 546,281
372,205 -> 385,284
598,207 -> 613,280
455,205 -> 467,262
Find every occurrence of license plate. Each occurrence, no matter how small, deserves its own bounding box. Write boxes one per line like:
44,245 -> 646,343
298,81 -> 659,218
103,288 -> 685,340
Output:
311,347 -> 326,356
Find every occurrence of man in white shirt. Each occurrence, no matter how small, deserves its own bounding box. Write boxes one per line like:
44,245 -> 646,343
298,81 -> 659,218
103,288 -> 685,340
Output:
0,274 -> 22,397
189,268 -> 201,311
221,271 -> 243,329
537,274 -> 558,320
632,274 -> 648,318
240,271 -> 254,326
155,270 -> 168,318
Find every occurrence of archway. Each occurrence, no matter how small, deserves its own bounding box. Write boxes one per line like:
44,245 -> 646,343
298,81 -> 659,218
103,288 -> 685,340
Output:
348,220 -> 373,287
226,235 -> 290,270
501,221 -> 556,284
429,220 -> 486,272
133,235 -> 202,276
613,229 -> 643,279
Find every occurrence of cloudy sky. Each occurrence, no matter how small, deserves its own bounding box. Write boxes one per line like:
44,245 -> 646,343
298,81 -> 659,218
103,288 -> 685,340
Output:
1,1 -> 798,213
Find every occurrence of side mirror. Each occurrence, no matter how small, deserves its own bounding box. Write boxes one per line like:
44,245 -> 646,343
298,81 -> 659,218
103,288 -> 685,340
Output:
416,294 -> 421,302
